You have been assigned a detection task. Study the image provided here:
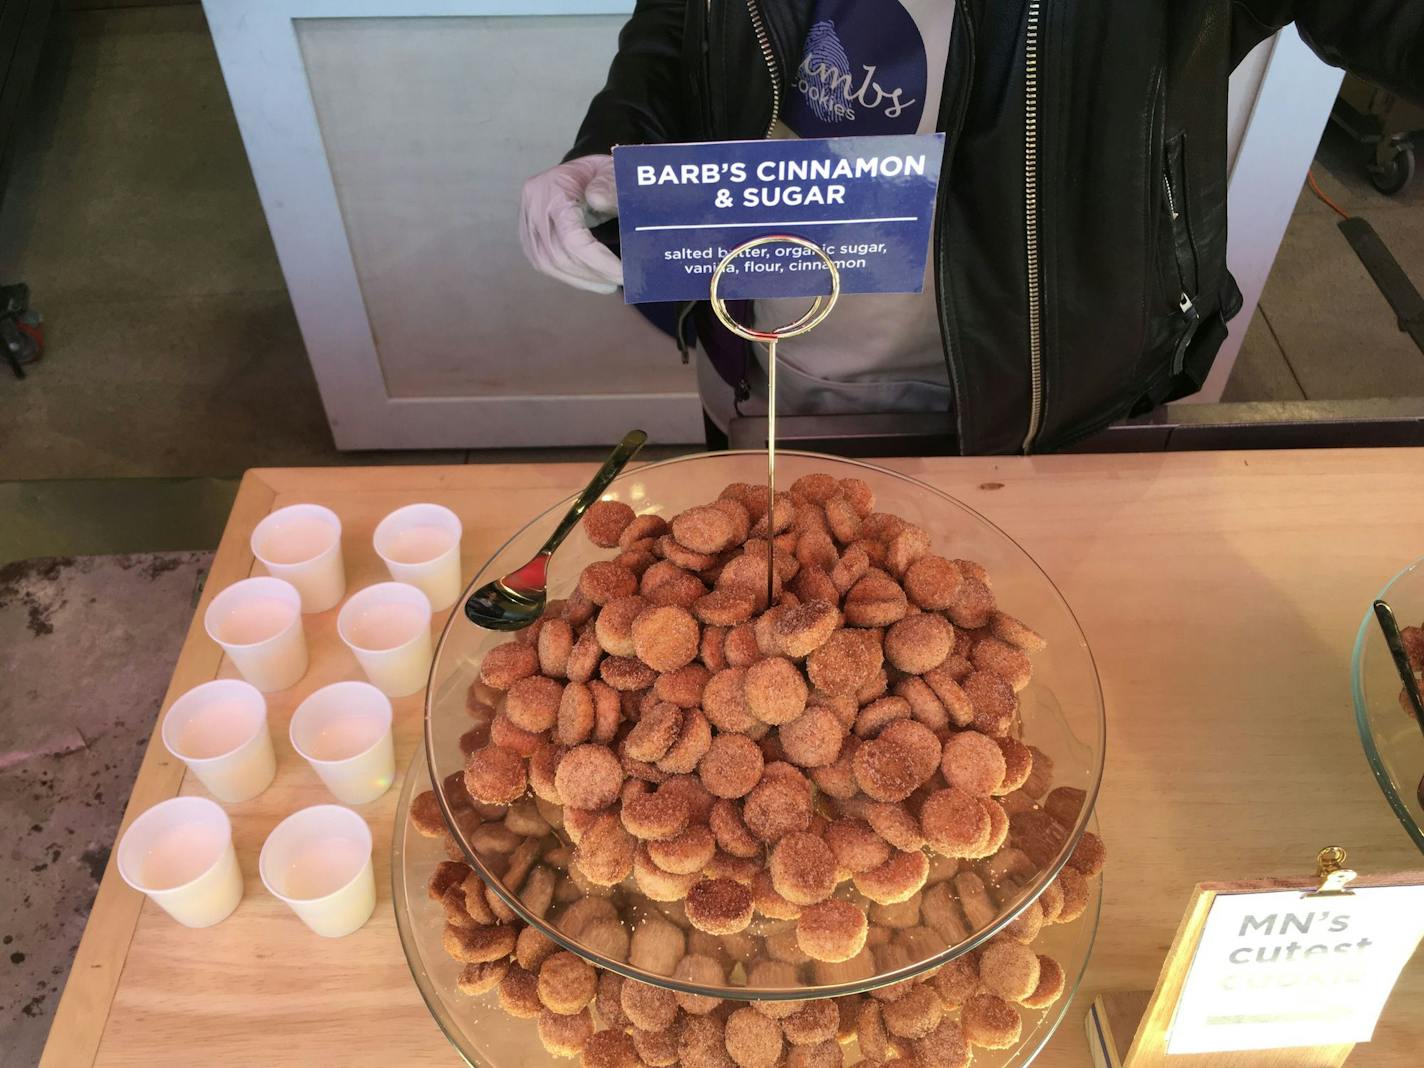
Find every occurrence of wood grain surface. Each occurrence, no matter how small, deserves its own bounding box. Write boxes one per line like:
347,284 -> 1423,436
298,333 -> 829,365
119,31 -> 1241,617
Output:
41,449 -> 1424,1067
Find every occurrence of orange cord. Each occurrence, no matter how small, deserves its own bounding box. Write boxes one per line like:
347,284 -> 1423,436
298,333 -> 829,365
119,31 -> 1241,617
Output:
1307,168 -> 1350,221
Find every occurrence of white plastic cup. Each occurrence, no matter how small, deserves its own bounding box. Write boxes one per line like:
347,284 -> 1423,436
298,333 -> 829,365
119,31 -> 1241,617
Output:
204,576 -> 308,692
336,582 -> 433,698
290,681 -> 395,805
116,796 -> 243,928
259,805 -> 375,938
250,503 -> 346,613
372,503 -> 464,612
161,679 -> 276,803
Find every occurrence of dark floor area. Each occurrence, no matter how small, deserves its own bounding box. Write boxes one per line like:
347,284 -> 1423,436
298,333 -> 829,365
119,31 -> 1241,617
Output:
1223,122 -> 1424,403
2,6 -> 1422,494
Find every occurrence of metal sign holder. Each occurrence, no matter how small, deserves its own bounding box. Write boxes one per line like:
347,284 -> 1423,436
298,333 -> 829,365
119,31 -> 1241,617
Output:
709,234 -> 841,602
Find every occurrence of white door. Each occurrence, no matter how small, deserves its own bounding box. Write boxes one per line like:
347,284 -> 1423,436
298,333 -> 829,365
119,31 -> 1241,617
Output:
205,0 -> 703,449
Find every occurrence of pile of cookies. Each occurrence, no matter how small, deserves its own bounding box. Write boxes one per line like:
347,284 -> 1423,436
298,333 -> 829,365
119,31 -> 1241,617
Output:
412,471 -> 1106,1066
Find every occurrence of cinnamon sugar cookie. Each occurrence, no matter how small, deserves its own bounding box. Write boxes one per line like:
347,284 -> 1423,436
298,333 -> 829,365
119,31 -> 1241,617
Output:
769,832 -> 837,906
796,899 -> 869,963
685,878 -> 755,935
583,500 -> 636,547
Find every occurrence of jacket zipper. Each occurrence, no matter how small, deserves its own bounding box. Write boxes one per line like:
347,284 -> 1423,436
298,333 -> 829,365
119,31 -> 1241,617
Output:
935,6 -> 975,452
704,2 -> 778,396
746,0 -> 781,136
702,1 -> 717,139
684,1 -> 719,364
1021,0 -> 1045,453
1161,169 -> 1201,374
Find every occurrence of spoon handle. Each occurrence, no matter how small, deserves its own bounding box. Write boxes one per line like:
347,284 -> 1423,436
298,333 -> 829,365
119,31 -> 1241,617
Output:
1373,598 -> 1424,734
537,429 -> 648,557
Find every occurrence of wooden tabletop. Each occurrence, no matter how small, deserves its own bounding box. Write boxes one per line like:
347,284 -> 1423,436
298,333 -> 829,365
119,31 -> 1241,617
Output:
41,450 -> 1424,1067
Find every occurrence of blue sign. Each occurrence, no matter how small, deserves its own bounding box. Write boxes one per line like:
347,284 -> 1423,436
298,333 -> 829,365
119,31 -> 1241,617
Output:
613,133 -> 943,304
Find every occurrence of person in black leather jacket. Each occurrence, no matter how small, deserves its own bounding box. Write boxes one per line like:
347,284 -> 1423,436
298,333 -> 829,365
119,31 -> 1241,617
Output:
519,1 -> 1424,454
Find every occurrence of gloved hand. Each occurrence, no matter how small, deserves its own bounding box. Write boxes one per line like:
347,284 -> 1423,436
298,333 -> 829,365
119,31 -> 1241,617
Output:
519,155 -> 624,294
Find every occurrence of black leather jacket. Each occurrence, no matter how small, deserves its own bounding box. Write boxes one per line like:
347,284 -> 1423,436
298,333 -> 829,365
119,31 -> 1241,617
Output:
568,1 -> 1424,453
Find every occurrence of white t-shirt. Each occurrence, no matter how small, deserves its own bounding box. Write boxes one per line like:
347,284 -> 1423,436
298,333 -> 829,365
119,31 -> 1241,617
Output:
702,0 -> 956,429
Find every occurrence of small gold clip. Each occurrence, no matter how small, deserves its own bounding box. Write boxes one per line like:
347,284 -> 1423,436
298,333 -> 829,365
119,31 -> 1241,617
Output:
1304,846 -> 1358,897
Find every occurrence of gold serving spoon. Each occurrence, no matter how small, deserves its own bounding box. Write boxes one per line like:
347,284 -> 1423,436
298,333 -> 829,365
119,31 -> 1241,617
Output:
463,430 -> 647,631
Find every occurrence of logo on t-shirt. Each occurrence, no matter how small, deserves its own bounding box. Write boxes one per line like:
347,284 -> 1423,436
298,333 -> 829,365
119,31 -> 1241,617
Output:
782,1 -> 928,138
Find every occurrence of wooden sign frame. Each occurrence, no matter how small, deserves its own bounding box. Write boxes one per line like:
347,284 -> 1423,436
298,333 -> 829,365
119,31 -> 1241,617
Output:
1091,868 -> 1424,1068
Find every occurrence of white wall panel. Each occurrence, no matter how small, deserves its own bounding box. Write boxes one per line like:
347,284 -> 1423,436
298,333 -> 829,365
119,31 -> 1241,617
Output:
296,16 -> 690,401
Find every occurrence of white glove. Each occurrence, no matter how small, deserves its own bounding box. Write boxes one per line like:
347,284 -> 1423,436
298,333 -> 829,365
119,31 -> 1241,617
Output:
519,154 -> 624,294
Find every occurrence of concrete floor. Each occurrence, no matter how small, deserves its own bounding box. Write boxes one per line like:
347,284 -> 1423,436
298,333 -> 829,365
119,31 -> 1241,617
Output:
0,550 -> 210,1068
1223,124 -> 1424,403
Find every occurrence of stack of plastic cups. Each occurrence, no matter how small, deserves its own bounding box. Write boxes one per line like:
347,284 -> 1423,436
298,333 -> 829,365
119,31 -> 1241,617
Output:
203,576 -> 308,692
250,503 -> 346,613
116,797 -> 244,928
135,501 -> 401,939
373,503 -> 464,612
337,582 -> 434,698
160,679 -> 277,802
259,805 -> 376,938
289,681 -> 395,805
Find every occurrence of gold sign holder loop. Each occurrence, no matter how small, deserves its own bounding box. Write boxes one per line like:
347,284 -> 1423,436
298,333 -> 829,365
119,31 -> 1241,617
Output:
1306,845 -> 1358,897
709,234 -> 841,603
